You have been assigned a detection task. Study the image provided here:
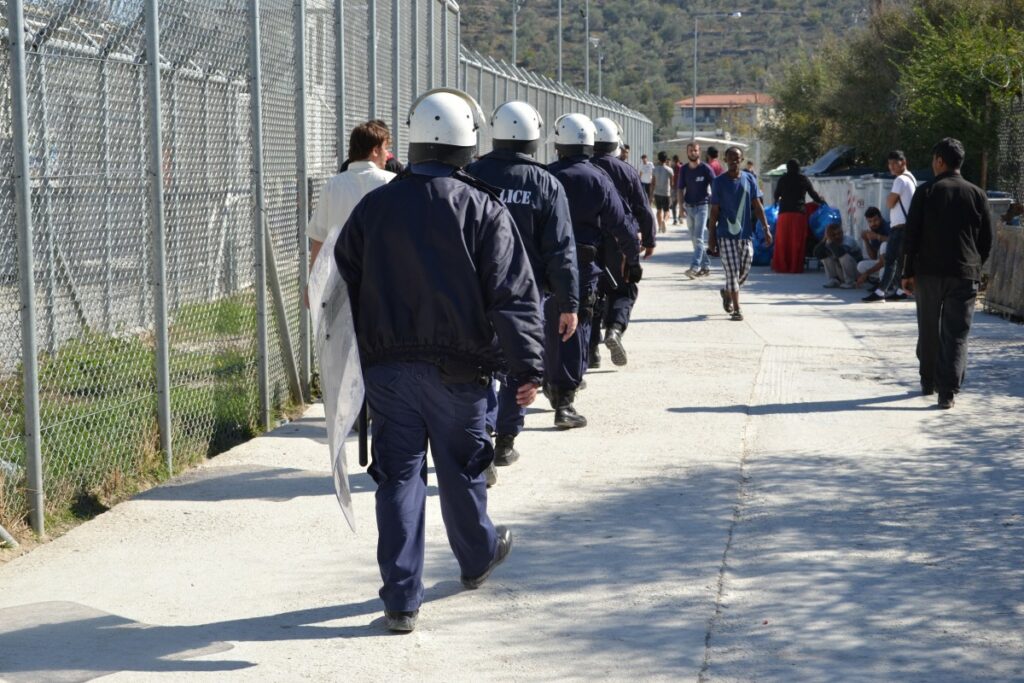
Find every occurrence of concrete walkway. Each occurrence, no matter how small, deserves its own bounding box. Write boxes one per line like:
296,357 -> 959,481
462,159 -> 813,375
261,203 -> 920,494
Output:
1,230 -> 1022,682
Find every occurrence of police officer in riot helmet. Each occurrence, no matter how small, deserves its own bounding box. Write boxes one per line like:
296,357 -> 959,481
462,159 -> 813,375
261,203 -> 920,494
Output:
467,101 -> 578,466
334,88 -> 545,633
590,117 -> 655,368
546,113 -> 642,428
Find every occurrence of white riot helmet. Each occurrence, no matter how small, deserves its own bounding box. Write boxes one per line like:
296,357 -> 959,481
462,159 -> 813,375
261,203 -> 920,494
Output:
592,117 -> 623,155
490,100 -> 544,155
406,88 -> 486,167
551,113 -> 596,158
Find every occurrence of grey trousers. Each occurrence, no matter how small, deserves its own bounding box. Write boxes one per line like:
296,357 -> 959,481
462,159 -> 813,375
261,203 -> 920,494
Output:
823,254 -> 858,284
914,275 -> 978,395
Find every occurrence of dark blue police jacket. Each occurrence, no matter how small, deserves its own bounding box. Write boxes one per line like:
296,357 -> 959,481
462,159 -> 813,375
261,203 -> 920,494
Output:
546,155 -> 640,274
466,149 -> 579,314
334,161 -> 545,385
590,152 -> 656,249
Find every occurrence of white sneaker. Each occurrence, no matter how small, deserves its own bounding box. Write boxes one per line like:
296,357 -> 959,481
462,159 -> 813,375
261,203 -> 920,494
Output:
823,278 -> 841,288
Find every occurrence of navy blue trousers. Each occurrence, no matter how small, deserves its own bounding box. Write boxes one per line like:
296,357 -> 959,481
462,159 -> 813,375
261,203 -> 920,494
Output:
364,362 -> 498,612
604,282 -> 638,331
544,276 -> 596,391
485,376 -> 525,437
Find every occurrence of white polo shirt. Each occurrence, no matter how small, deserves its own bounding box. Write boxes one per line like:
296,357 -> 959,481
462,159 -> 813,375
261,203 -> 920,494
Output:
306,160 -> 396,243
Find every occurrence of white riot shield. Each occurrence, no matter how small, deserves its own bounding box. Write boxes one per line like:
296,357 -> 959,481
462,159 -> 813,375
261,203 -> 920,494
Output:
308,227 -> 364,532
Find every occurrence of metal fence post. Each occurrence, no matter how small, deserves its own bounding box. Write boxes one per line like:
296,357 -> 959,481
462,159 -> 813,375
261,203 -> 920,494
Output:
392,0 -> 401,146
248,0 -> 272,431
427,0 -> 434,89
368,0 -> 377,117
410,0 -> 418,96
295,0 -> 311,400
7,0 -> 45,536
100,61 -> 113,333
335,0 -> 346,162
142,0 -> 174,473
441,1 -> 448,86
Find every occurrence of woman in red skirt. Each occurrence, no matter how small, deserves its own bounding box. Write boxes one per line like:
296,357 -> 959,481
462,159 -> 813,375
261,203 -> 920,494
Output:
771,159 -> 825,273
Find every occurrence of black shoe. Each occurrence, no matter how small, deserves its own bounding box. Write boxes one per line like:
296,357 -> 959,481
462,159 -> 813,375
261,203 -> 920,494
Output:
938,394 -> 955,410
730,308 -> 744,321
604,326 -> 628,366
921,382 -> 935,396
590,346 -> 602,369
493,434 -> 520,466
720,289 -> 733,313
461,526 -> 513,589
885,292 -> 909,302
384,610 -> 419,632
554,389 -> 587,429
484,463 -> 497,487
862,292 -> 885,302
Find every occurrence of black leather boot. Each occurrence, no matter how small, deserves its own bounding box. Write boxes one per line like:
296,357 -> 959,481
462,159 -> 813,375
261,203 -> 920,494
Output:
590,343 -> 602,369
554,389 -> 587,429
604,324 -> 627,366
493,434 -> 520,466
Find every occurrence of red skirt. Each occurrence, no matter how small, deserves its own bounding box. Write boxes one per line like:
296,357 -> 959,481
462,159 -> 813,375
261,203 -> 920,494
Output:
772,211 -> 809,273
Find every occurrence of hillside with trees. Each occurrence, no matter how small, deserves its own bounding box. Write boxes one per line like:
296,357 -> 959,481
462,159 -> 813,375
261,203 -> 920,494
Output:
762,0 -> 1024,186
460,0 -> 872,138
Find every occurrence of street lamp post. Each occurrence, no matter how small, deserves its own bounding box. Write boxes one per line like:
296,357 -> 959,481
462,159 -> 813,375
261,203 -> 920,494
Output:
582,0 -> 590,92
557,0 -> 562,82
512,0 -> 525,65
691,11 -> 742,142
591,36 -> 603,97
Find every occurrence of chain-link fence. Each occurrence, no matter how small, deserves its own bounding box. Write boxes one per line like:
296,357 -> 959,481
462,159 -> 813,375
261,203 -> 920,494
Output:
997,94 -> 1024,203
0,0 -> 652,542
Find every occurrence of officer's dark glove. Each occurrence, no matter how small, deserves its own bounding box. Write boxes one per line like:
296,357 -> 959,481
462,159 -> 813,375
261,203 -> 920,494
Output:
627,262 -> 643,283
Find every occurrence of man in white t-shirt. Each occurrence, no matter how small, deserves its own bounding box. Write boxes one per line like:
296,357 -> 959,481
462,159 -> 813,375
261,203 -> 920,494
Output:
639,154 -> 655,203
863,149 -> 917,302
306,121 -> 397,276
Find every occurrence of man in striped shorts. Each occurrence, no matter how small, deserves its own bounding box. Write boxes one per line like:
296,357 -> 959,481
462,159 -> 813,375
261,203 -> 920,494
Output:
708,147 -> 772,321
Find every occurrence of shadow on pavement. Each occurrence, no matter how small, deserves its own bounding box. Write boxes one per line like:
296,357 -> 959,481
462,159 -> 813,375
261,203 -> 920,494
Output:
0,582 -> 464,682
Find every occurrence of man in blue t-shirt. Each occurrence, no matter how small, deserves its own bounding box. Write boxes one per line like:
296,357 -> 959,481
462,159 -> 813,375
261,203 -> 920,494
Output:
677,141 -> 716,278
708,147 -> 772,321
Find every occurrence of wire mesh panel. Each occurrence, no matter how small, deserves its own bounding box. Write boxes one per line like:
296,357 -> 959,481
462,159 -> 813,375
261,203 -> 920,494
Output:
308,0 -> 339,195
998,95 -> 1024,202
161,0 -> 260,464
0,19 -> 25,530
376,0 -> 393,125
21,0 -> 156,515
260,0 -> 302,410
431,0 -> 442,88
445,4 -> 457,88
397,0 -> 415,162
416,0 -> 430,91
344,0 -> 370,140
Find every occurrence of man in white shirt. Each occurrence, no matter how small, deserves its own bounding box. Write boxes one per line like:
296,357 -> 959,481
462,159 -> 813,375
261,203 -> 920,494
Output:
307,121 -> 397,271
864,149 -> 916,302
639,154 -> 655,203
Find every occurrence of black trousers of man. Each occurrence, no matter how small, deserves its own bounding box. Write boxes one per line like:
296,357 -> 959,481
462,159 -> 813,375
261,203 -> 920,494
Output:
914,275 -> 978,396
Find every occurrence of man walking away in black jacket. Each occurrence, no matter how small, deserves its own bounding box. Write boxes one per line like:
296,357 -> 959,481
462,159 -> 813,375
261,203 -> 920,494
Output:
901,137 -> 994,409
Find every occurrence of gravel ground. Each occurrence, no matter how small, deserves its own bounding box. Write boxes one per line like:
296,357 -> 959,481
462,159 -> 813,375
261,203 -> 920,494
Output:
0,228 -> 1022,682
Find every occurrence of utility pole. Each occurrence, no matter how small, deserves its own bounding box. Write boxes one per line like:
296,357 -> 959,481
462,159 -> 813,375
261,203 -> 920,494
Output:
557,0 -> 562,82
582,0 -> 590,92
512,0 -> 525,64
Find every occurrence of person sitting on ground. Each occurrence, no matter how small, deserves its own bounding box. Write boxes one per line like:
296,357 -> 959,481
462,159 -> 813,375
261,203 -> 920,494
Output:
859,206 -> 890,260
814,223 -> 862,289
856,241 -> 886,289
